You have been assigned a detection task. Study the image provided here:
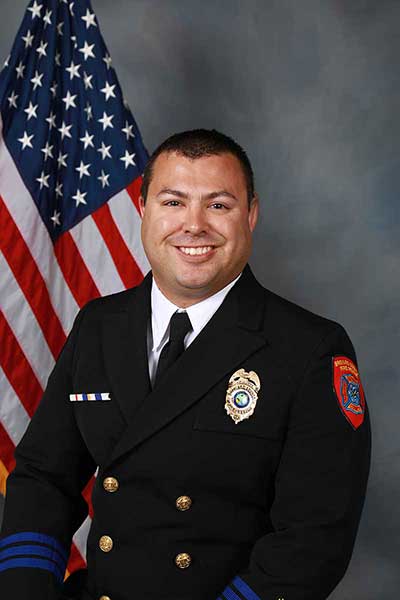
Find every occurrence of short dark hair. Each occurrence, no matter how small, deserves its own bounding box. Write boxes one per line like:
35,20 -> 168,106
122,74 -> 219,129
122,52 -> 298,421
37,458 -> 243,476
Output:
140,128 -> 255,208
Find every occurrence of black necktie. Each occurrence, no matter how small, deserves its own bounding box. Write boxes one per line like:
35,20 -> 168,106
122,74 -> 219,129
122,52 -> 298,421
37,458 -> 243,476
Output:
154,311 -> 192,387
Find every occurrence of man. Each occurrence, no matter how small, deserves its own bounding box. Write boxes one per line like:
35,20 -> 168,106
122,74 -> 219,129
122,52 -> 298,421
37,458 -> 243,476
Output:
0,129 -> 371,600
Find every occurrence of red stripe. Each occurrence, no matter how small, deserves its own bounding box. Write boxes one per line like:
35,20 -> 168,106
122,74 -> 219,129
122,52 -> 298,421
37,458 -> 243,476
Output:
82,475 -> 95,519
92,203 -> 143,289
54,231 -> 100,308
67,542 -> 86,574
126,175 -> 143,213
0,423 -> 16,474
0,197 -> 66,358
0,312 -> 43,417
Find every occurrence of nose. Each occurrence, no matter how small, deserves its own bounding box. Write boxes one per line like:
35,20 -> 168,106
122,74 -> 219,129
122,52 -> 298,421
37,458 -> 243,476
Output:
182,204 -> 208,234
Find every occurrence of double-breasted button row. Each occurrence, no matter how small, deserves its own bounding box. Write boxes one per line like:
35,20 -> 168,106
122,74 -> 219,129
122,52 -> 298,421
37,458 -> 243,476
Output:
103,476 -> 119,493
175,552 -> 192,569
99,535 -> 113,553
175,495 -> 192,511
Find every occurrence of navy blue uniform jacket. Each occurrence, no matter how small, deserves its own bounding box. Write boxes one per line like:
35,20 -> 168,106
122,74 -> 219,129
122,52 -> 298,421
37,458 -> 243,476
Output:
0,263 -> 371,600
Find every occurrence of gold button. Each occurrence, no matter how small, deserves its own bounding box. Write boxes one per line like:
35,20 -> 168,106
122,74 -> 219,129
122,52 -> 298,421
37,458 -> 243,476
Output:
103,477 -> 119,493
176,495 -> 192,511
99,535 -> 113,553
99,596 -> 111,600
175,552 -> 192,569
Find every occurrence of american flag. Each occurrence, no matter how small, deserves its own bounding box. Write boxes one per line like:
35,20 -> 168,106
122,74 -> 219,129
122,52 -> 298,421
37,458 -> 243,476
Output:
0,0 -> 149,575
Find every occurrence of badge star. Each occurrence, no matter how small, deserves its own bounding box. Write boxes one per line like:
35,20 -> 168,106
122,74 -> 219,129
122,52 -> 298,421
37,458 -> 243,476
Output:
36,170 -> 50,189
43,8 -> 52,26
57,21 -> 64,35
79,41 -> 95,61
122,121 -> 135,140
41,142 -> 54,160
28,1 -> 42,19
55,182 -> 63,198
58,121 -> 73,140
16,61 -> 25,79
36,40 -> 48,58
75,161 -> 91,179
98,111 -> 114,131
62,90 -> 77,110
98,170 -> 110,188
31,70 -> 43,90
80,131 -> 94,149
65,60 -> 81,80
83,71 -> 93,90
22,29 -> 34,48
72,189 -> 87,206
84,101 -> 93,120
81,8 -> 97,29
57,151 -> 68,168
120,150 -> 136,169
18,131 -> 34,150
7,91 -> 18,109
101,81 -> 116,101
103,54 -> 112,70
50,209 -> 61,226
97,142 -> 112,160
50,81 -> 58,98
46,111 -> 56,129
24,101 -> 38,120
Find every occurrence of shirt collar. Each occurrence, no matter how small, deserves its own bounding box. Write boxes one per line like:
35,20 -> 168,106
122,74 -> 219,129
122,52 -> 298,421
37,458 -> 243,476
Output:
150,271 -> 243,352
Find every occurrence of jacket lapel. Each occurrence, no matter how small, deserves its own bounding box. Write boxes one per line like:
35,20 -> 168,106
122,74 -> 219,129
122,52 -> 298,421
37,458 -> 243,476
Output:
104,263 -> 268,470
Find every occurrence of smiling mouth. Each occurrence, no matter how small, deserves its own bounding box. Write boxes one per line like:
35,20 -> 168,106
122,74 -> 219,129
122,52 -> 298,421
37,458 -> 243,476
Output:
174,245 -> 216,259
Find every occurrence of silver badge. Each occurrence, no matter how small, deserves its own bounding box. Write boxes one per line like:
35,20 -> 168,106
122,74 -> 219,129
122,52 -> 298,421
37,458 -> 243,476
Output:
225,368 -> 260,424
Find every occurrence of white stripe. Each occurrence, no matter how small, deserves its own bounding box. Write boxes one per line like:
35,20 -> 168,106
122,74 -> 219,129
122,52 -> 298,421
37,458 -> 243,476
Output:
0,367 -> 30,446
0,122 -> 79,334
72,514 -> 92,561
69,214 -> 125,296
108,189 -> 150,276
0,252 -> 55,388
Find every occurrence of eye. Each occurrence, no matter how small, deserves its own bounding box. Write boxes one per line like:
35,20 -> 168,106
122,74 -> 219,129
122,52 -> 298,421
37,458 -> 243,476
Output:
210,203 -> 227,210
164,200 -> 181,206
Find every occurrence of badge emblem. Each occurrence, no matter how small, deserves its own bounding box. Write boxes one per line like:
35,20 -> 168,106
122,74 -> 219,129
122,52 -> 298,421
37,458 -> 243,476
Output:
225,368 -> 260,424
332,356 -> 365,429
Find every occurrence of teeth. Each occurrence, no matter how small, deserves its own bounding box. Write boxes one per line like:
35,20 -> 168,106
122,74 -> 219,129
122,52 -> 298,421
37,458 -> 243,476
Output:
179,246 -> 213,256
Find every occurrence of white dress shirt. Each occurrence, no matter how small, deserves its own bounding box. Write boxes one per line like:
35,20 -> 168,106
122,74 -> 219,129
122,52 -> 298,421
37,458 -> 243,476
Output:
147,271 -> 243,386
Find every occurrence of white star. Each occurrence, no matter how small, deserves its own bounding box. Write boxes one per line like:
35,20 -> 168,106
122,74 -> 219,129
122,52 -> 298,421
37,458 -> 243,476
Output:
22,29 -> 34,48
55,183 -> 63,198
7,91 -> 18,109
36,170 -> 50,189
122,121 -> 135,140
57,151 -> 68,168
24,101 -> 38,120
55,51 -> 61,66
4,54 -> 10,67
43,8 -> 52,26
45,111 -> 56,129
103,54 -> 112,70
98,170 -> 110,188
75,160 -> 91,179
79,41 -> 95,61
28,1 -> 42,19
81,8 -> 97,29
16,61 -> 25,79
62,90 -> 77,110
83,71 -> 93,90
80,131 -> 94,149
69,2 -> 74,16
65,60 -> 81,80
97,142 -> 112,160
41,142 -> 54,160
50,81 -> 58,98
57,21 -> 64,35
120,150 -> 136,169
98,111 -> 114,131
36,40 -> 48,58
50,209 -> 61,226
84,101 -> 93,120
101,81 -> 116,101
72,189 -> 87,207
30,70 -> 43,90
18,131 -> 34,150
71,35 -> 78,49
58,121 -> 73,140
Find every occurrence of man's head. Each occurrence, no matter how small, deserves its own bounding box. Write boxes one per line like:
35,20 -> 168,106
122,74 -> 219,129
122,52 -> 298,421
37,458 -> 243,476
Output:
139,128 -> 259,307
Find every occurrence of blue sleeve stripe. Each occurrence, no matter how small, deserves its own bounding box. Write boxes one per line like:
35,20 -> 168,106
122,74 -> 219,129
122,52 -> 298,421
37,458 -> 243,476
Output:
0,544 -> 67,574
232,576 -> 261,600
222,585 -> 243,600
0,532 -> 68,562
0,557 -> 64,583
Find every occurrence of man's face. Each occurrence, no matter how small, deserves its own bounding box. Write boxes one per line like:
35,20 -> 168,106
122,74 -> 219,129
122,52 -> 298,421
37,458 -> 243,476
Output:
139,151 -> 259,306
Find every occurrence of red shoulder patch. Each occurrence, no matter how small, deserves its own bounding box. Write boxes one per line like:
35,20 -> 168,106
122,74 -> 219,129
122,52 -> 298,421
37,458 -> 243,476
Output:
332,356 -> 365,429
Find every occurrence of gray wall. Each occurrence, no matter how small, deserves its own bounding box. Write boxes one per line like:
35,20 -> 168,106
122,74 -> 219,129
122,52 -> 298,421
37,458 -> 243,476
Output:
1,0 -> 399,596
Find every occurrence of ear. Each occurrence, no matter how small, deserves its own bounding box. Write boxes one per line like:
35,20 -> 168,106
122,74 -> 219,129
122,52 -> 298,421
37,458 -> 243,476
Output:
248,193 -> 259,232
138,195 -> 146,219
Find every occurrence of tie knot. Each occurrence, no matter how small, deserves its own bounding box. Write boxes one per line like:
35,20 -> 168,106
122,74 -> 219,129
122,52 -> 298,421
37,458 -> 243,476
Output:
169,311 -> 192,344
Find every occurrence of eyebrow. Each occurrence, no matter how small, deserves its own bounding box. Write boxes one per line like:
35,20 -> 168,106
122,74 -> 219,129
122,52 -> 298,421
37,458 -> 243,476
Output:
156,188 -> 239,201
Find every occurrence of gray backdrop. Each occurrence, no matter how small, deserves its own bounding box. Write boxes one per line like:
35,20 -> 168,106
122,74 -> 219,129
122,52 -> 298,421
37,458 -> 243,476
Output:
1,1 -> 399,597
